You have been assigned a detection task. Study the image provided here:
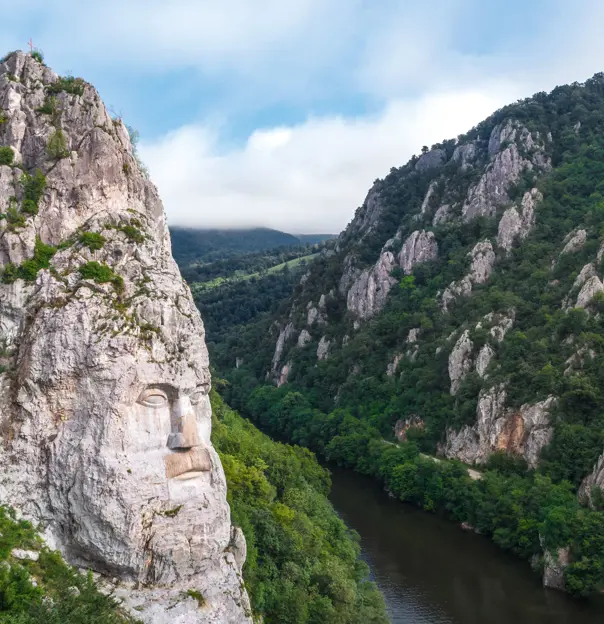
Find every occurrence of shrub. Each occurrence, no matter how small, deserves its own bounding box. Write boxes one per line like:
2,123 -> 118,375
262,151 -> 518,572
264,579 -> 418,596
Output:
36,95 -> 58,116
119,224 -> 145,243
79,231 -> 106,251
79,261 -> 124,292
2,238 -> 57,283
47,76 -> 85,97
31,49 -> 44,64
0,146 -> 14,165
0,111 -> 7,124
20,169 -> 47,215
47,129 -> 69,159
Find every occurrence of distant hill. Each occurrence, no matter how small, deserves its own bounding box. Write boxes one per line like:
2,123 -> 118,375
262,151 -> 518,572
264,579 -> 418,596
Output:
169,227 -> 334,266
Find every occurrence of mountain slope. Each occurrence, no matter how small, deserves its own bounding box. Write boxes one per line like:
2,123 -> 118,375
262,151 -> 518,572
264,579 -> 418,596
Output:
214,72 -> 604,595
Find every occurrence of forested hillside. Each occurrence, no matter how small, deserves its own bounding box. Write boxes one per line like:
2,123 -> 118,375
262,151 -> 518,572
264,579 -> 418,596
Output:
205,72 -> 604,595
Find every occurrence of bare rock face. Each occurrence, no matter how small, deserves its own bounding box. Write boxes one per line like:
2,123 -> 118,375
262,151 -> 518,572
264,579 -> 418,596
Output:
452,142 -> 477,170
398,230 -> 438,275
386,353 -> 404,377
542,547 -> 571,591
448,330 -> 474,395
278,362 -> 292,387
420,181 -> 438,216
575,275 -> 604,309
444,386 -> 554,468
580,454 -> 604,507
497,188 -> 541,252
475,344 -> 495,378
0,52 -> 251,624
271,322 -> 295,378
415,149 -> 446,173
561,229 -> 587,254
469,240 -> 496,284
317,335 -> 331,360
297,329 -> 312,347
440,240 -> 495,310
346,251 -> 397,320
463,123 -> 546,223
432,204 -> 452,225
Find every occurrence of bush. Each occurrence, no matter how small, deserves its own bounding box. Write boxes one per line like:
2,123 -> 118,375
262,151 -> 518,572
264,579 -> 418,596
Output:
20,170 -> 47,215
36,95 -> 58,116
1,238 -> 56,283
0,146 -> 14,166
47,129 -> 69,159
0,111 -> 7,124
78,231 -> 106,251
118,224 -> 144,243
79,261 -> 124,292
31,49 -> 44,64
46,76 -> 85,97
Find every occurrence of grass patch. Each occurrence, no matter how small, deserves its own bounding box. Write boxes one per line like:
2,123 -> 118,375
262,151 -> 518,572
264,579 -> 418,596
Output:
31,49 -> 44,64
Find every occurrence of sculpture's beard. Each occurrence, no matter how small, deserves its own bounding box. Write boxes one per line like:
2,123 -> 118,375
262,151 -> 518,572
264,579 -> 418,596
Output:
164,447 -> 212,480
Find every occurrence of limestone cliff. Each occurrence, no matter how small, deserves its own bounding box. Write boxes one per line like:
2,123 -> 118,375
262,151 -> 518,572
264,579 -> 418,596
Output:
0,51 -> 251,623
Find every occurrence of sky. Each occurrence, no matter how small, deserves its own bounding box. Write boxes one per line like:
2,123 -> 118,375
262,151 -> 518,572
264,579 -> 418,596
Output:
2,0 -> 604,234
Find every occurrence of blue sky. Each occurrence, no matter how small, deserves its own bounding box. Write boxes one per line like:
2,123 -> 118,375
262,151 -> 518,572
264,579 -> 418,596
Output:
2,0 -> 603,232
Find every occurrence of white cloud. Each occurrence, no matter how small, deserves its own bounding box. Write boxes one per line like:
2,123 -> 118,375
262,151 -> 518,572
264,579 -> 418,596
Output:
141,86 -> 511,233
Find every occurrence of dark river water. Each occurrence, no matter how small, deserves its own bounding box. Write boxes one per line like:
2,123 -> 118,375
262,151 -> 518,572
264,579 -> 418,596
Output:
328,467 -> 604,624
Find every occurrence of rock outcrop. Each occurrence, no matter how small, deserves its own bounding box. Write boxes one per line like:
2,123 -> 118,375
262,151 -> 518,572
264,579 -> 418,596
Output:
271,322 -> 295,378
398,230 -> 438,275
444,386 -> 555,468
394,416 -> 425,442
317,335 -> 331,360
580,454 -> 604,506
441,240 -> 495,310
497,188 -> 542,252
415,149 -> 446,173
561,229 -> 587,254
575,275 -> 604,309
346,251 -> 397,320
448,330 -> 474,395
0,52 -> 251,623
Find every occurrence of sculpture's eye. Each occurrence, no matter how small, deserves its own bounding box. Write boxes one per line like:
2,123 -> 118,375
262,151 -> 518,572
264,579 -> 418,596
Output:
137,389 -> 169,408
189,388 -> 205,405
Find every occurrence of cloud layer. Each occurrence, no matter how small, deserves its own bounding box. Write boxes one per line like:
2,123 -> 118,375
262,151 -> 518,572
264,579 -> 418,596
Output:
4,0 -> 604,233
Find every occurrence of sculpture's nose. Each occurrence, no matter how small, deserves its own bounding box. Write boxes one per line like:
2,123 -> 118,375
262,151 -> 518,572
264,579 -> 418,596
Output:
167,396 -> 200,450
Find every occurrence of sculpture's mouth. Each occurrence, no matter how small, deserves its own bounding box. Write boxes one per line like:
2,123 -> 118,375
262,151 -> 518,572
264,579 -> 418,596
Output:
164,447 -> 212,480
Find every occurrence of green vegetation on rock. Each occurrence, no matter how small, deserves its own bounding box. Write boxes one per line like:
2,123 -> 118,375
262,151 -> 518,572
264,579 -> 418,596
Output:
2,238 -> 57,283
0,505 -> 138,623
79,261 -> 124,292
0,147 -> 14,166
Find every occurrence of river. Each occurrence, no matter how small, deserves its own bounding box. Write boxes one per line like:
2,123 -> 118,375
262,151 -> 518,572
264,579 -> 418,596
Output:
328,467 -> 604,624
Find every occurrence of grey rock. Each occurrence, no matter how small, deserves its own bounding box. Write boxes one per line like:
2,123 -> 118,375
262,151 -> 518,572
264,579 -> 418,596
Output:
469,240 -> 495,284
346,251 -> 397,320
448,330 -> 474,395
297,329 -> 312,347
0,52 -> 251,624
420,181 -> 438,216
441,277 -> 472,312
543,547 -> 571,591
452,142 -> 477,169
562,229 -> 587,254
475,344 -> 494,378
11,548 -> 39,561
497,188 -> 541,252
575,276 -> 604,308
278,362 -> 292,387
580,454 -> 604,506
271,322 -> 295,376
398,230 -> 438,275
488,121 -> 517,157
415,149 -> 446,173
407,328 -> 420,344
432,204 -> 452,225
444,386 -> 554,468
317,336 -> 331,361
386,353 -> 404,377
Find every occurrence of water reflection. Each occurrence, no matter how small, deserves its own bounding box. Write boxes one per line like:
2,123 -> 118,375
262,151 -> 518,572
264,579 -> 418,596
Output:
328,467 -> 604,624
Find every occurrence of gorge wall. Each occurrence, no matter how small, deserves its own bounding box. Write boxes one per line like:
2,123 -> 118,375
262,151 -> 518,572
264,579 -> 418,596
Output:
0,51 -> 251,623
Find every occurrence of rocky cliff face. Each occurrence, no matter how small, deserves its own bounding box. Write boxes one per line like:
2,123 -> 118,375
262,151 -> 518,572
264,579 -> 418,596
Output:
0,52 -> 251,623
